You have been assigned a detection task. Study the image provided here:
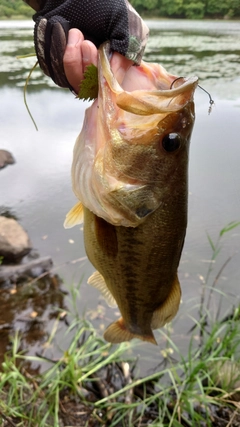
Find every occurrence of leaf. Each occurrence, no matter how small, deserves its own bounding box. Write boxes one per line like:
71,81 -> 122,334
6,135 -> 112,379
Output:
17,52 -> 36,59
23,60 -> 39,131
219,221 -> 240,237
172,421 -> 184,427
206,232 -> 216,252
78,64 -> 98,101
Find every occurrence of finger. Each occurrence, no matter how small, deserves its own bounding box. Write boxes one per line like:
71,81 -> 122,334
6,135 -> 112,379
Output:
63,29 -> 84,93
81,40 -> 98,73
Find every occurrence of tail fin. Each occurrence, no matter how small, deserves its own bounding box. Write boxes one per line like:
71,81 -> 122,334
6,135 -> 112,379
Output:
104,318 -> 157,345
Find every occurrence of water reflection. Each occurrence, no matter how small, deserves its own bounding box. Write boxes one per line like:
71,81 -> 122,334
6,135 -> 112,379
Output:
0,274 -> 66,366
144,20 -> 240,98
0,19 -> 240,373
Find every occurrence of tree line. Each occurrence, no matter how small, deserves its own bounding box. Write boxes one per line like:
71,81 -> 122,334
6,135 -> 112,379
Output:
0,0 -> 32,18
0,0 -> 239,19
131,0 -> 240,19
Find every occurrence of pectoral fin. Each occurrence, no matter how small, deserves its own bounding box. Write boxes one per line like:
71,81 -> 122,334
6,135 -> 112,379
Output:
88,271 -> 117,308
104,318 -> 157,345
151,275 -> 181,329
64,201 -> 84,228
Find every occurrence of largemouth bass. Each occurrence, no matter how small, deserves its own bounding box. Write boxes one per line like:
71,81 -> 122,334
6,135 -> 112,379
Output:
65,43 -> 198,345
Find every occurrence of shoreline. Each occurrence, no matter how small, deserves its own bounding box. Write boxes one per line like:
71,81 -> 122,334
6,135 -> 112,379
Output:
1,15 -> 240,21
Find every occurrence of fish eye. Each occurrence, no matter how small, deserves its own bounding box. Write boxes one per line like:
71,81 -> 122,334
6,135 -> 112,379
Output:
162,133 -> 181,152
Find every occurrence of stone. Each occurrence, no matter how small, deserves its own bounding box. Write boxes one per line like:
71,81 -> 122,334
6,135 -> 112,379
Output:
0,149 -> 15,169
0,216 -> 32,262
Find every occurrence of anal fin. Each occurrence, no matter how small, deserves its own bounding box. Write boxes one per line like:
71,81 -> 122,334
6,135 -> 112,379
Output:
104,318 -> 157,345
88,271 -> 117,308
64,201 -> 84,229
151,275 -> 181,329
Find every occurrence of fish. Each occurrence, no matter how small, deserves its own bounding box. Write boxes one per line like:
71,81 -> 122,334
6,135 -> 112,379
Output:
64,42 -> 198,345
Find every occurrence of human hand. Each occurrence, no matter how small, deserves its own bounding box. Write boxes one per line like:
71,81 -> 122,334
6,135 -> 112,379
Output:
63,29 -> 134,95
63,29 -> 98,94
23,0 -> 149,89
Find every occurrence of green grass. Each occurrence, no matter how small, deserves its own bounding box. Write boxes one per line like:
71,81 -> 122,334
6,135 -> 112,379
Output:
0,222 -> 240,426
1,314 -> 240,426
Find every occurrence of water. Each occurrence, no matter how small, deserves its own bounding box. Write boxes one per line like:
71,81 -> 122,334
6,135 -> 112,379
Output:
0,19 -> 240,372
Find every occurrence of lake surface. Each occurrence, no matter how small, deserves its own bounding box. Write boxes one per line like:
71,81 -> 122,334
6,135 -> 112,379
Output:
0,19 -> 240,372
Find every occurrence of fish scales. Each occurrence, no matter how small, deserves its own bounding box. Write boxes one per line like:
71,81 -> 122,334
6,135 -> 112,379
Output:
65,42 -> 198,344
83,174 -> 187,342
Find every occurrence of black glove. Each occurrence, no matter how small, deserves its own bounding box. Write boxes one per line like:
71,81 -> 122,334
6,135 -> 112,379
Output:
23,0 -> 149,89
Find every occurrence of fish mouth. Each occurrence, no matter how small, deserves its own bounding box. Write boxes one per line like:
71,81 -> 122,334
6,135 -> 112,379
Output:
99,42 -> 199,115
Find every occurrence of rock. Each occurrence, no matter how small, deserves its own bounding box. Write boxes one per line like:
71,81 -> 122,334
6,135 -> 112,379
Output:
0,216 -> 32,262
0,149 -> 15,169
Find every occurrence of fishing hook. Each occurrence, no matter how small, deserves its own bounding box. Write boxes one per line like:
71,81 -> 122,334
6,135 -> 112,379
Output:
198,84 -> 215,115
170,77 -> 215,115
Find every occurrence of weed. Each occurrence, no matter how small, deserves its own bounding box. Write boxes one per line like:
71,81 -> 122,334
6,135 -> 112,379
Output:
0,222 -> 240,426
